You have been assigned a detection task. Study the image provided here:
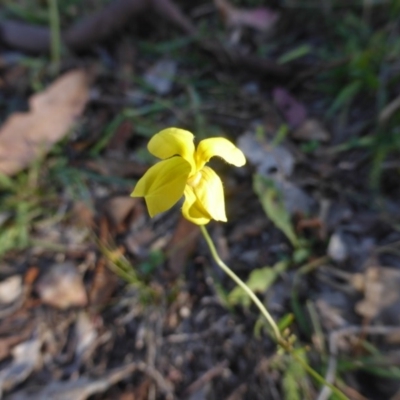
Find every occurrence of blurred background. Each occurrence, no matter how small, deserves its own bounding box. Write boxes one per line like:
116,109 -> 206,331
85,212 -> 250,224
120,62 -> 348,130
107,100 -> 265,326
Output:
0,1 -> 400,399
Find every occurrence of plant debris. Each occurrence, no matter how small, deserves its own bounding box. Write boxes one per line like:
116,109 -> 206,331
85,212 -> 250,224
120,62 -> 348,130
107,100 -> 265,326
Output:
1,1 -> 400,399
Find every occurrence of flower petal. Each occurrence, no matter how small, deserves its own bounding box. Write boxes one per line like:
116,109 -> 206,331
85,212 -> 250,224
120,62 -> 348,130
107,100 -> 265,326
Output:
131,157 -> 190,217
193,166 -> 227,222
182,186 -> 212,225
148,127 -> 196,171
195,137 -> 246,170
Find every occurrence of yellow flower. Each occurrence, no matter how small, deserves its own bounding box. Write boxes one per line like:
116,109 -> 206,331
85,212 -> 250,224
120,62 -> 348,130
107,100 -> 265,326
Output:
131,127 -> 246,225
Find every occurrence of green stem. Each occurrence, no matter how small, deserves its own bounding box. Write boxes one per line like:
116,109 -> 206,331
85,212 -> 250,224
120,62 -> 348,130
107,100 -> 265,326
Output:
200,224 -> 349,400
48,0 -> 61,69
290,351 -> 349,400
200,225 -> 283,343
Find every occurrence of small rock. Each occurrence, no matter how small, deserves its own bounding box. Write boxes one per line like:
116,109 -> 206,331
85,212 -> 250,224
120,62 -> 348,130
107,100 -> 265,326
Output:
144,59 -> 177,95
275,178 -> 313,215
328,232 -> 348,262
292,118 -> 330,142
36,262 -> 87,309
0,275 -> 22,305
238,132 -> 294,177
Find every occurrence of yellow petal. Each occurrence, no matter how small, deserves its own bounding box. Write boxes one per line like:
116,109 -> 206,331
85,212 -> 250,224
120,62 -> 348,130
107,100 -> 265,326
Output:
195,137 -> 246,170
148,127 -> 196,171
131,157 -> 190,217
182,186 -> 211,225
192,166 -> 227,222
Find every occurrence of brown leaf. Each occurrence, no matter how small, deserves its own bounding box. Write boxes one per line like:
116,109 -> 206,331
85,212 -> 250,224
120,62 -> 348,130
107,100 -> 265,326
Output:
166,216 -> 200,278
0,69 -> 90,176
72,201 -> 95,229
88,257 -> 119,308
352,266 -> 400,322
104,196 -> 138,229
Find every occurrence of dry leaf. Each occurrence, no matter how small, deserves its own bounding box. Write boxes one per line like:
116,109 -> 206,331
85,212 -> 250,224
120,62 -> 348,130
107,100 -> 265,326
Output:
352,266 -> 400,322
0,69 -> 89,176
167,216 -> 200,278
104,196 -> 138,228
88,258 -> 119,308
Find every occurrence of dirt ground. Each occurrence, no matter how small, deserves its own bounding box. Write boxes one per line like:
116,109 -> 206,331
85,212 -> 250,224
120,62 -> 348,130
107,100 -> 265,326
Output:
0,1 -> 400,399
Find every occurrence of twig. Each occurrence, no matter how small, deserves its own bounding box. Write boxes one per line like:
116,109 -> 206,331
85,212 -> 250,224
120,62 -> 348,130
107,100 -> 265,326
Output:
183,361 -> 228,396
378,94 -> 400,125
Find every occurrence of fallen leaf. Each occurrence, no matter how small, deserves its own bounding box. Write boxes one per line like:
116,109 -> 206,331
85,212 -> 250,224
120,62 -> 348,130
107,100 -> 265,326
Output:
228,261 -> 287,307
88,257 -> 119,308
253,175 -> 299,247
352,266 -> 400,322
0,69 -> 89,176
215,0 -> 279,32
71,201 -> 95,229
317,264 -> 400,325
104,196 -> 138,229
166,216 -> 200,278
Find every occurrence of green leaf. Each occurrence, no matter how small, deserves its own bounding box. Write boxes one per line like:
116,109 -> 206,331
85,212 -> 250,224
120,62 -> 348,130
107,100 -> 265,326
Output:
0,173 -> 15,190
278,45 -> 312,64
228,261 -> 288,307
327,80 -> 362,117
282,349 -> 312,400
253,174 -> 299,247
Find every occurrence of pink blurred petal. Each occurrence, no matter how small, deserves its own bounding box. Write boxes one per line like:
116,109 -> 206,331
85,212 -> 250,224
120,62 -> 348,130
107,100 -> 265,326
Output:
215,0 -> 279,32
273,87 -> 308,128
